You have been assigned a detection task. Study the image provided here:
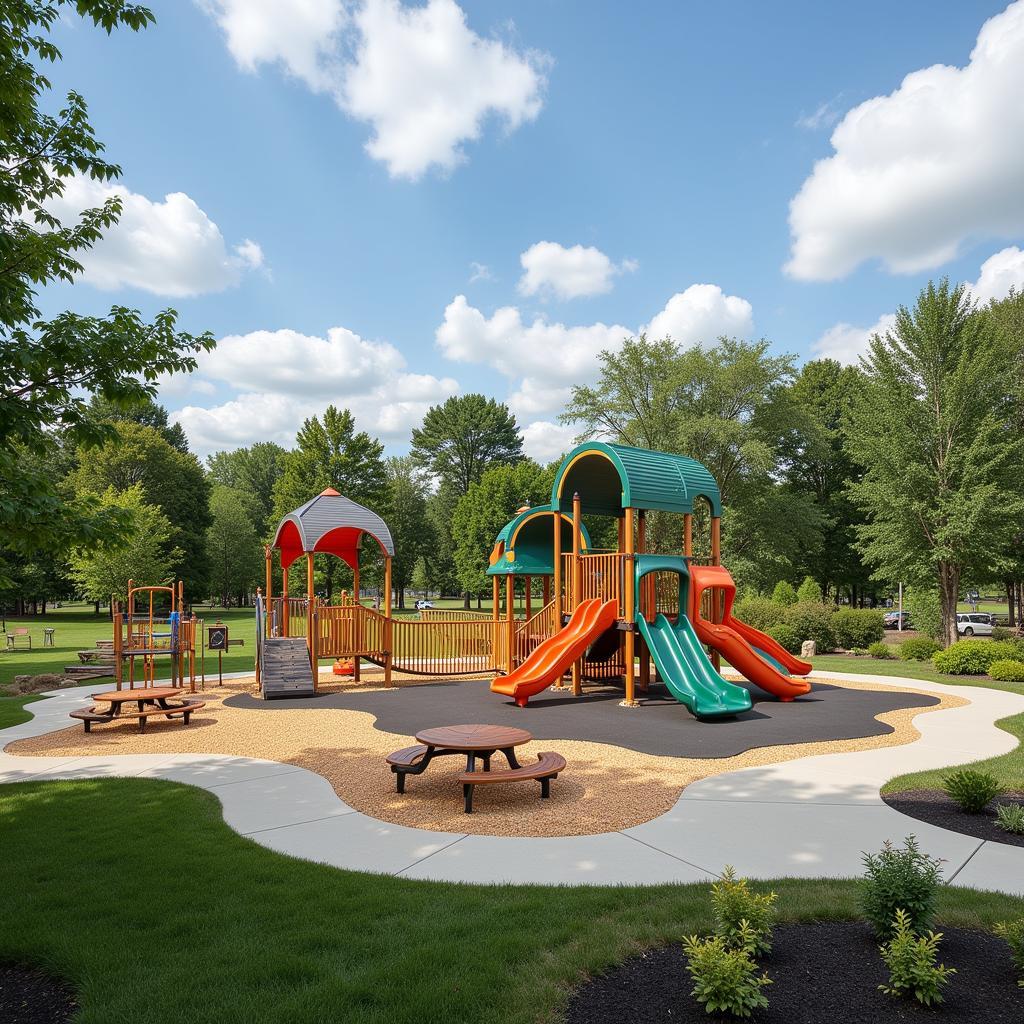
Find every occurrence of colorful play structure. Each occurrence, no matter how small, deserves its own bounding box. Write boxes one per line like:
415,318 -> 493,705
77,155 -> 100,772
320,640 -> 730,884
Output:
112,580 -> 201,692
255,442 -> 812,717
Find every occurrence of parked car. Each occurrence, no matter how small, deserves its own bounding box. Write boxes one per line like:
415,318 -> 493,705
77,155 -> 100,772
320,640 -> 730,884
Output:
414,599 -> 434,611
883,611 -> 912,630
956,613 -> 993,636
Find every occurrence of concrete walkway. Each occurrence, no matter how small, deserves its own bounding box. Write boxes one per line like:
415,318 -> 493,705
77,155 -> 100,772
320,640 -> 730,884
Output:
2,672 -> 1023,891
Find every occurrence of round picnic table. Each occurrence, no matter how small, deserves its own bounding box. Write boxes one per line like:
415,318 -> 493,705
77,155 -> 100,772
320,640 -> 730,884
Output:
91,686 -> 184,716
414,723 -> 532,774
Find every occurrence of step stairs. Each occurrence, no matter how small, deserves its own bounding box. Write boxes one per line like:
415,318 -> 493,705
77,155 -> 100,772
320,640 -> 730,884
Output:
261,637 -> 315,699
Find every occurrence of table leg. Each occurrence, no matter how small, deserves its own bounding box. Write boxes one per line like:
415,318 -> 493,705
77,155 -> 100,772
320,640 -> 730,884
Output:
502,746 -> 522,769
465,753 -> 476,773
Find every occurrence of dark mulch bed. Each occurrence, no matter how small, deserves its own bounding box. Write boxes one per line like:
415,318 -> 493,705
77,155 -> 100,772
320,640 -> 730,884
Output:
565,922 -> 1023,1023
883,789 -> 1024,848
0,965 -> 77,1024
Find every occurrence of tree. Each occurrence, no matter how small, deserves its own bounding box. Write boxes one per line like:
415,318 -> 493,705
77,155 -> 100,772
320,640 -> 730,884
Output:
69,485 -> 179,605
272,407 -> 387,600
383,457 -> 431,609
70,422 -> 211,598
207,442 -> 285,537
88,394 -> 189,452
0,3 -> 214,579
410,395 -> 523,494
206,485 -> 263,607
796,576 -> 823,603
771,581 -> 797,605
846,280 -> 1024,646
451,461 -> 551,599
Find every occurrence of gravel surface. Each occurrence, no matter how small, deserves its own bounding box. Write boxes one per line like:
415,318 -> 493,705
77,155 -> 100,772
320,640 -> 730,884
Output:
565,922 -> 1023,1024
6,674 -> 961,838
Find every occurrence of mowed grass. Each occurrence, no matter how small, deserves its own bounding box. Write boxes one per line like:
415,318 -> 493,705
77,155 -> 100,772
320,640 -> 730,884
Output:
0,693 -> 40,729
1,779 -> 1022,1024
810,652 -> 1024,697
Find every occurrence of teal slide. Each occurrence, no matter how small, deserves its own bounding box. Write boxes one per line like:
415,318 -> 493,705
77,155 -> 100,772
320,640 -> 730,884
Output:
637,613 -> 753,718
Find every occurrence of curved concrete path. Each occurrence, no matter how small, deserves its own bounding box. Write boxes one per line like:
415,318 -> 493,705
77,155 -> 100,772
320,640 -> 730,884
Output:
2,672 -> 1023,892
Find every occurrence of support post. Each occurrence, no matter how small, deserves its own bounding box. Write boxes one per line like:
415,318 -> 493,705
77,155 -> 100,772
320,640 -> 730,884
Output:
683,513 -> 693,558
524,575 -> 532,622
306,552 -> 316,687
710,515 -> 722,671
622,508 -> 637,707
505,575 -> 515,675
281,557 -> 289,637
492,574 -> 500,671
571,492 -> 583,696
553,508 -> 563,623
353,554 -> 362,683
264,546 -> 272,637
383,556 -> 392,686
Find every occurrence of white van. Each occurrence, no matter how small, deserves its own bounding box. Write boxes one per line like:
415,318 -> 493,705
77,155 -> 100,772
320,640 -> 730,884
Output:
956,613 -> 993,637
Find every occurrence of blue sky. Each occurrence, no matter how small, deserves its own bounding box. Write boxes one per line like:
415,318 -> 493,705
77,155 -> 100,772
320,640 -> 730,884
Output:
39,0 -> 1024,460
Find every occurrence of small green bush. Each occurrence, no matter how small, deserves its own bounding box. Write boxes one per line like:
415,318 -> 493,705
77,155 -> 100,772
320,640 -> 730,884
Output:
682,930 -> 772,1018
710,866 -> 777,956
989,659 -> 1024,683
995,803 -> 1024,835
941,769 -> 1003,813
796,576 -> 823,603
991,625 -> 1014,641
878,909 -> 955,1006
783,601 -> 836,653
831,608 -> 885,649
771,580 -> 797,605
994,918 -> 1024,988
860,836 -> 942,938
867,641 -> 893,659
732,596 -> 787,633
932,639 -> 1022,675
766,622 -> 801,654
905,587 -> 942,640
900,636 -> 941,661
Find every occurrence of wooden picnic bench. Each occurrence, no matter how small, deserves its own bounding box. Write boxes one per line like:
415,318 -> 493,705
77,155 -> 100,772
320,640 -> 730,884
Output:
70,699 -> 205,734
457,751 -> 566,813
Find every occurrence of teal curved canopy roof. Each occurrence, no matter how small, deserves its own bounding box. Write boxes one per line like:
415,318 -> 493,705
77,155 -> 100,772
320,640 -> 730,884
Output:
487,504 -> 590,576
550,442 -> 722,517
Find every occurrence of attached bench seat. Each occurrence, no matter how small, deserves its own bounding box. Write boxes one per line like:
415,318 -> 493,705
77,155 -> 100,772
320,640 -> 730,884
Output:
70,700 -> 206,734
386,744 -> 428,793
457,751 -> 566,813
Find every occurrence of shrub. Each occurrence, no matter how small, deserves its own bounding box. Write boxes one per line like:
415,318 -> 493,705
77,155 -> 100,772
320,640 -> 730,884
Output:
940,769 -> 1003,813
900,636 -> 941,661
989,659 -> 1024,683
766,623 -> 800,654
682,931 -> 772,1018
783,601 -> 836,652
932,639 -> 1022,675
878,909 -> 955,1006
992,625 -> 1014,641
771,580 -> 797,605
710,866 -> 778,956
867,641 -> 893,659
831,608 -> 885,649
904,587 -> 942,640
994,918 -> 1024,988
796,576 -> 823,603
848,647 -> 869,657
860,836 -> 942,938
733,596 -> 787,633
995,803 -> 1024,835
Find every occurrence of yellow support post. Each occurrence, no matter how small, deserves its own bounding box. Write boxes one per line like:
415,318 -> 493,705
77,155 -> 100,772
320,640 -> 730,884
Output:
505,574 -> 515,675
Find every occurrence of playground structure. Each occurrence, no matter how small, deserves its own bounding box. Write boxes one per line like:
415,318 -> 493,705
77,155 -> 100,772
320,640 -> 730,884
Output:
112,580 -> 200,692
254,442 -> 813,716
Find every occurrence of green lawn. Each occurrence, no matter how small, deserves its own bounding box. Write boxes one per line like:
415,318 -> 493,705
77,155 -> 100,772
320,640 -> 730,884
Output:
810,652 -> 1024,697
0,693 -> 40,729
1,778 -> 1021,1024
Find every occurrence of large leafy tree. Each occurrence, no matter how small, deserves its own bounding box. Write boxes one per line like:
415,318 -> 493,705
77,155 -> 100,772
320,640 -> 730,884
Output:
451,461 -> 552,599
383,457 -> 431,610
207,442 -> 285,537
69,485 -> 179,606
206,485 -> 263,607
847,280 -> 1024,646
70,422 -> 212,598
88,393 -> 189,452
273,407 -> 387,600
0,2 -> 214,578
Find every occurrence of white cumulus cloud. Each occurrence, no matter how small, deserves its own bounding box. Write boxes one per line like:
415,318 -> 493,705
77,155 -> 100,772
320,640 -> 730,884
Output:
966,245 -> 1024,304
645,284 -> 754,345
519,420 -> 577,464
810,313 -> 897,366
786,1 -> 1024,281
43,174 -> 263,297
518,241 -> 636,300
201,0 -> 548,180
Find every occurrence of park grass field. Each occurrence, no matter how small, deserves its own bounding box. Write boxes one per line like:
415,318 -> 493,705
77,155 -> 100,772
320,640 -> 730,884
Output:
1,776 -> 1021,1024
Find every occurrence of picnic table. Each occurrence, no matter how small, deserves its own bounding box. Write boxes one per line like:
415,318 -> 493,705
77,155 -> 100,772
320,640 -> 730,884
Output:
92,686 -> 185,714
69,686 -> 206,734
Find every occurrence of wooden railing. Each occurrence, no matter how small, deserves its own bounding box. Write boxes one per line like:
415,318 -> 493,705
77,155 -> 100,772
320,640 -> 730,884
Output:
562,552 -> 627,614
513,599 -> 558,664
268,597 -> 309,638
391,616 -> 496,675
316,603 -> 387,659
418,608 -> 492,622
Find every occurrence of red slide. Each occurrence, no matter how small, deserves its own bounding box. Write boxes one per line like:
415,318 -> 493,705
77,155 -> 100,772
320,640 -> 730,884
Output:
688,564 -> 812,701
491,599 -> 619,707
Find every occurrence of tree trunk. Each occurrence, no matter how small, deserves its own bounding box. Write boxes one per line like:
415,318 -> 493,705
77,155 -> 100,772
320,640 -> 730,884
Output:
397,587 -> 405,610
94,600 -> 101,616
1007,578 -> 1016,628
463,592 -> 471,610
938,562 -> 960,648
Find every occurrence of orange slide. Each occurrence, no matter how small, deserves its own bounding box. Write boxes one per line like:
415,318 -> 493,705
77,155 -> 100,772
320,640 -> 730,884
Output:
491,599 -> 619,707
688,564 -> 812,701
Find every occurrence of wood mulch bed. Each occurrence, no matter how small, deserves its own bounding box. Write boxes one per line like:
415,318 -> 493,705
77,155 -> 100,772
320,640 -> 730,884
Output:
882,789 -> 1024,848
565,922 -> 1022,1023
0,965 -> 77,1024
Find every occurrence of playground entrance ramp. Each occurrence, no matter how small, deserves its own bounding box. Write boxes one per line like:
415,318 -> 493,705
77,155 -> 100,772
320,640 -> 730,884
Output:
260,637 -> 316,699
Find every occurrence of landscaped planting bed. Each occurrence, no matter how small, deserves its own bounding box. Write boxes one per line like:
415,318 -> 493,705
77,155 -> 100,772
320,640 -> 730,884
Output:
882,790 -> 1024,848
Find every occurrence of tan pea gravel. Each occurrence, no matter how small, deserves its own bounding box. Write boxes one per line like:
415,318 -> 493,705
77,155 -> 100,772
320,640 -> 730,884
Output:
6,672 -> 964,837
